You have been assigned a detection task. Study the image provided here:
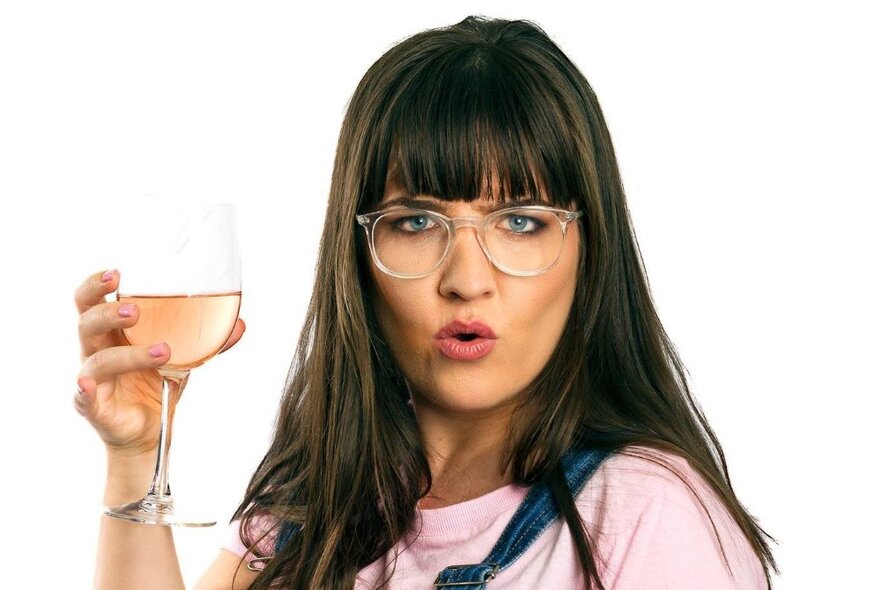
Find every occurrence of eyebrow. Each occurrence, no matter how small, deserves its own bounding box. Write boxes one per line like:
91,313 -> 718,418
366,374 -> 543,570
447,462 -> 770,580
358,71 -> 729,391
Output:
375,196 -> 549,213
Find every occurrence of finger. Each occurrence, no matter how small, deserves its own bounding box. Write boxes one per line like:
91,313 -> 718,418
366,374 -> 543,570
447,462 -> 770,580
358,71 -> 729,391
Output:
81,342 -> 171,382
79,300 -> 139,357
74,269 -> 119,315
218,318 -> 246,354
73,375 -> 96,418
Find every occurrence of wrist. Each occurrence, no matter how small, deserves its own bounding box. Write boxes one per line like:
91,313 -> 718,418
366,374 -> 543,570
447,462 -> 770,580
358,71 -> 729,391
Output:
103,447 -> 156,506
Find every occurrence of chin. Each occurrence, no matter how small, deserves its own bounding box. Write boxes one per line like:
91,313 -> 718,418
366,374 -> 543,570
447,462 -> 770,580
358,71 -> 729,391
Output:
415,377 -> 523,415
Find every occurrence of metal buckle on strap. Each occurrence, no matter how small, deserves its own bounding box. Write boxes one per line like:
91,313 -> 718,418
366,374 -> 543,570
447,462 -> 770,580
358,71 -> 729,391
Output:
434,563 -> 500,587
246,556 -> 272,572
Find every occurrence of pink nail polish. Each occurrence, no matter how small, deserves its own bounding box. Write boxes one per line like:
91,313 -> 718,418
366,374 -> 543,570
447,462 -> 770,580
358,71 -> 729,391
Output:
149,343 -> 166,357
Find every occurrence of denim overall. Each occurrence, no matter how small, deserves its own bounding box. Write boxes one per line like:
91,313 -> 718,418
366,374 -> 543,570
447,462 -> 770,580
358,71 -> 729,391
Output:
275,447 -> 613,589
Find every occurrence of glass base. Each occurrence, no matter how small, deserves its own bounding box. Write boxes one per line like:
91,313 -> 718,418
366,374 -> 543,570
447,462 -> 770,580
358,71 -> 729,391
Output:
104,494 -> 216,527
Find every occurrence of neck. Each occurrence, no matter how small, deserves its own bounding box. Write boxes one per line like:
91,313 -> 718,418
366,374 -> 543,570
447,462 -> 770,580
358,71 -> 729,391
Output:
412,399 -> 516,509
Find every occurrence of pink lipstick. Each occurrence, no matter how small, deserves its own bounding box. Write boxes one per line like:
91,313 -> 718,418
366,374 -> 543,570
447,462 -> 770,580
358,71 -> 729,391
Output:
434,320 -> 497,361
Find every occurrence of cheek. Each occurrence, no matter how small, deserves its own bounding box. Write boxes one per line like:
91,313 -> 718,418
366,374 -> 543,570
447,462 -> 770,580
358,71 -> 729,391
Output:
370,272 -> 428,351
512,231 -> 579,351
508,271 -> 576,356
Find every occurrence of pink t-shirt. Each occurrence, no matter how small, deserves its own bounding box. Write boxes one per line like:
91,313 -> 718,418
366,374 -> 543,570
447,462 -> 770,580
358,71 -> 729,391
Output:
224,446 -> 767,589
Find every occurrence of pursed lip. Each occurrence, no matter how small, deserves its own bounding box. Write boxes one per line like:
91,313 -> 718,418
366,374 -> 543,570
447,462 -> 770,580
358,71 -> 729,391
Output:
434,319 -> 497,361
434,320 -> 497,340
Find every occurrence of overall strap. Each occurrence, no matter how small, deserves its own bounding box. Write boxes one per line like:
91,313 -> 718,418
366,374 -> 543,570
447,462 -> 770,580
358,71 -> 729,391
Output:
274,520 -> 299,554
433,447 -> 613,590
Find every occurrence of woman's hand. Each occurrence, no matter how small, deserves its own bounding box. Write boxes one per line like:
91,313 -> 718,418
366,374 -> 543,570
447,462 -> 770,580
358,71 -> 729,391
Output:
73,269 -> 246,457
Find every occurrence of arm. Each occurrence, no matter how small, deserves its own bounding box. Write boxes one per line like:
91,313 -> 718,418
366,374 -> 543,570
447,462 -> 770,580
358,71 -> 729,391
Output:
96,451 -> 260,590
194,551 -> 259,590
95,452 -> 185,590
74,269 -> 249,589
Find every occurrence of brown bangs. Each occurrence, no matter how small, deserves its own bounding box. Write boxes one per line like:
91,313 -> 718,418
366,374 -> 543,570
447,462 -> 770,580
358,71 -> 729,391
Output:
360,41 -> 583,210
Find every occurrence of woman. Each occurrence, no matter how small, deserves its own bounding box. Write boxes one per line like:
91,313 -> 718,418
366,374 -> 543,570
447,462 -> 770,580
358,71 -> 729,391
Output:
75,16 -> 777,589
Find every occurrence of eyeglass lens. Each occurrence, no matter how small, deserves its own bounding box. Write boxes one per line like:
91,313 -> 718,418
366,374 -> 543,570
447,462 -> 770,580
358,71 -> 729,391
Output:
371,208 -> 567,275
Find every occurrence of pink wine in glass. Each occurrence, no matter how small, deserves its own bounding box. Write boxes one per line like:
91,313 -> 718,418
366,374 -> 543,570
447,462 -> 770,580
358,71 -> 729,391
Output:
118,292 -> 242,370
104,202 -> 240,528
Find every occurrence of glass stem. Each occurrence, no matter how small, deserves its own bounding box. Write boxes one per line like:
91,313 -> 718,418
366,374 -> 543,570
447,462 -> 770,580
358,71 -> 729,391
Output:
146,369 -> 189,503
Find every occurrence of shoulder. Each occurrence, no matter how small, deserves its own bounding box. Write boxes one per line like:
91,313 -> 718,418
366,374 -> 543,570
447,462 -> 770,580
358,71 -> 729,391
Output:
223,510 -> 281,563
580,445 -> 714,515
575,445 -> 768,589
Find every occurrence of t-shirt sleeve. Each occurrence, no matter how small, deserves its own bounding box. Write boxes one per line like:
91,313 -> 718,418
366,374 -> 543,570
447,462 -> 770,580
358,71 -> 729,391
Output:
223,512 -> 281,564
581,447 -> 768,590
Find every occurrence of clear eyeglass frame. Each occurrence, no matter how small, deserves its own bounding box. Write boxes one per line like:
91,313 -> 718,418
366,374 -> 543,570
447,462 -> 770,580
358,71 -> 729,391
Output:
355,205 -> 584,279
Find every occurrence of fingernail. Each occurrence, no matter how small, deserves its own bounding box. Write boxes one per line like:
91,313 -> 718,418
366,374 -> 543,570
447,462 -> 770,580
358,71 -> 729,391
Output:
101,269 -> 116,283
149,343 -> 166,357
76,378 -> 86,395
118,304 -> 136,317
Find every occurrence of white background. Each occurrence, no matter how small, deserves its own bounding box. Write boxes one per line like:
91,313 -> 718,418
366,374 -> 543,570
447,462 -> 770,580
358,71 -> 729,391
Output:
1,1 -> 876,588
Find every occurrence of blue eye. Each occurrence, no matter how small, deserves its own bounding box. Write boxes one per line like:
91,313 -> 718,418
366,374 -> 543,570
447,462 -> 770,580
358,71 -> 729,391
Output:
393,214 -> 437,233
504,214 -> 541,233
405,216 -> 429,231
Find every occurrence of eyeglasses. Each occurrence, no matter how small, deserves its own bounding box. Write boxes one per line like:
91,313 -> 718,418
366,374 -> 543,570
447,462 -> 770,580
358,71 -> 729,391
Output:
355,205 -> 583,278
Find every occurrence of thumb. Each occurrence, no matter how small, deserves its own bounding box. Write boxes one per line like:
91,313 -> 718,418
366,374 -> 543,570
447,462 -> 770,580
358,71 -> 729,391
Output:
219,318 -> 246,354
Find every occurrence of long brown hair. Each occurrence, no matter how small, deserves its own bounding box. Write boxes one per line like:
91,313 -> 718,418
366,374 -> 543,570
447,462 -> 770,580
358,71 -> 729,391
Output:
233,16 -> 778,589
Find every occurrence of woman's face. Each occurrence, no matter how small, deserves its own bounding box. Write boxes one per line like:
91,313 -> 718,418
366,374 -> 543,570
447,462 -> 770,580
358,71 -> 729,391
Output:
367,176 -> 581,416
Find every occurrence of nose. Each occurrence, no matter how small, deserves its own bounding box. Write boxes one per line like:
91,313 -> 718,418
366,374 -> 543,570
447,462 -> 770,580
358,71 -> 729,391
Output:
437,225 -> 497,300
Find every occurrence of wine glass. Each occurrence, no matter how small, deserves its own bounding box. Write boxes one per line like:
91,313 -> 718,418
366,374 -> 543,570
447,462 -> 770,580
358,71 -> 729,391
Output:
104,202 -> 241,527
